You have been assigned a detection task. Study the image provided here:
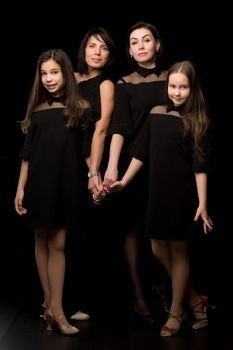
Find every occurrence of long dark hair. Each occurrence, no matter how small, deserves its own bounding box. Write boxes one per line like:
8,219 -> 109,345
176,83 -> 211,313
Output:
77,27 -> 115,75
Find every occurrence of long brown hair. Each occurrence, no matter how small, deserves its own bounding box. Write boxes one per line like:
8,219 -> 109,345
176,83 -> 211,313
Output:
168,60 -> 210,160
21,49 -> 87,133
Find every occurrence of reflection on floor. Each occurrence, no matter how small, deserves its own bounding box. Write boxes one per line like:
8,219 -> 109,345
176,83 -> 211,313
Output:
0,289 -> 231,350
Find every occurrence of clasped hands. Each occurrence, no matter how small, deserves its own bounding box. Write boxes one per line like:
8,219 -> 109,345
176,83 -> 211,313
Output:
88,175 -> 122,205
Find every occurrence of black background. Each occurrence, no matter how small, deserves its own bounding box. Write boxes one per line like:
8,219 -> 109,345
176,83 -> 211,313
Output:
0,3 -> 231,312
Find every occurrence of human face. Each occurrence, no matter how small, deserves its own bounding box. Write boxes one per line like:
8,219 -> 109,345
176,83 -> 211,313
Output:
168,72 -> 191,107
85,35 -> 110,71
41,59 -> 64,96
129,28 -> 159,68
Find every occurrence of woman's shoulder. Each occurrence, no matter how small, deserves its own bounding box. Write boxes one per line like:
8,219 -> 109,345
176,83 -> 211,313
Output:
117,71 -> 136,84
100,78 -> 115,90
76,72 -> 112,84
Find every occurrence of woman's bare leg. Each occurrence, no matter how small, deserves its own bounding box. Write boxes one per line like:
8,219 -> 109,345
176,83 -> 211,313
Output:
124,230 -> 149,315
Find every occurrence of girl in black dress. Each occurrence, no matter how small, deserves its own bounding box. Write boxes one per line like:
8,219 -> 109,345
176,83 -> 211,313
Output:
14,49 -> 92,335
110,61 -> 213,336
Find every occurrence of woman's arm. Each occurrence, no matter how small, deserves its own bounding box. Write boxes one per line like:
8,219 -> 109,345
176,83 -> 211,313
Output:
103,133 -> 124,191
88,79 -> 115,195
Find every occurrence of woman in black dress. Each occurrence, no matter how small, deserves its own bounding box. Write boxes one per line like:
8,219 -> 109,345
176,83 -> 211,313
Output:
70,27 -> 115,320
110,61 -> 213,336
75,27 -> 115,198
103,21 -> 167,320
14,49 -> 92,335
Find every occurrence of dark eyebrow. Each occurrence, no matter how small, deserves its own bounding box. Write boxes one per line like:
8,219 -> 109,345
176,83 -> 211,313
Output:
130,34 -> 152,40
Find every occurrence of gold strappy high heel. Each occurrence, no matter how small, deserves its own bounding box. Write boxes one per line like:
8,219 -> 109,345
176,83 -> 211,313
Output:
44,310 -> 79,335
160,310 -> 186,337
191,296 -> 209,330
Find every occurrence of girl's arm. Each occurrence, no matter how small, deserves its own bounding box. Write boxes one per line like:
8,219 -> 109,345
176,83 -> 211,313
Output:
194,172 -> 213,233
14,159 -> 29,215
110,157 -> 144,191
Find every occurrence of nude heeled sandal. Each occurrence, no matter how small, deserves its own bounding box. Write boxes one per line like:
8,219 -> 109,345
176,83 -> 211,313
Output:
44,310 -> 79,335
160,310 -> 186,337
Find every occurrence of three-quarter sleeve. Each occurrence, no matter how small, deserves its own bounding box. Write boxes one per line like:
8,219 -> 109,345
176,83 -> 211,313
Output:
192,134 -> 210,173
81,108 -> 97,158
19,117 -> 37,159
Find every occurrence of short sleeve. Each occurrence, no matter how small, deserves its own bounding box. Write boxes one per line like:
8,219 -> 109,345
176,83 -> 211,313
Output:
129,118 -> 149,162
193,157 -> 209,173
108,82 -> 133,135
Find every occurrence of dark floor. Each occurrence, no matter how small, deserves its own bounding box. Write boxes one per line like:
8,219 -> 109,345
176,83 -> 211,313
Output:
0,280 -> 232,350
0,300 -> 232,350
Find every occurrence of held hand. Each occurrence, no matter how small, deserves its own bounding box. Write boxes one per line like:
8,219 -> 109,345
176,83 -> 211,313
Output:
103,168 -> 118,193
109,180 -> 125,192
92,188 -> 106,205
88,174 -> 101,197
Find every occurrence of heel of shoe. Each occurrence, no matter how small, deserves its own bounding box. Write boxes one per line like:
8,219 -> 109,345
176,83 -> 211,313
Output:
46,321 -> 52,331
45,310 -> 79,335
39,301 -> 47,319
191,296 -> 209,330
